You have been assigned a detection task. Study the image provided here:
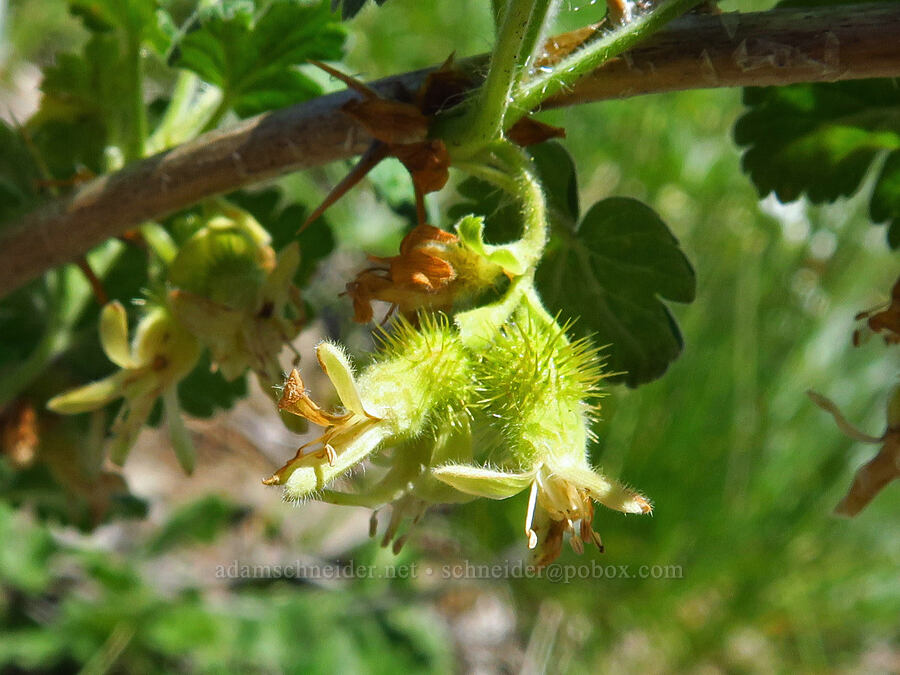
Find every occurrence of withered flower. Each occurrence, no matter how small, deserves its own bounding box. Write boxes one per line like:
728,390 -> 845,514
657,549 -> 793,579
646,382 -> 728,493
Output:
263,342 -> 384,488
1,400 -> 38,467
302,60 -> 451,228
302,58 -> 564,229
809,389 -> 900,516
853,275 -> 900,346
345,224 -> 503,323
433,460 -> 651,568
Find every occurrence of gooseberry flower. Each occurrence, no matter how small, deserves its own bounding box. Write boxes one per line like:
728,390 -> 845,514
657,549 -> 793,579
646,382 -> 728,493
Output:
809,388 -> 900,516
434,312 -> 651,565
433,460 -> 650,567
167,206 -> 305,389
263,315 -> 473,501
47,301 -> 201,472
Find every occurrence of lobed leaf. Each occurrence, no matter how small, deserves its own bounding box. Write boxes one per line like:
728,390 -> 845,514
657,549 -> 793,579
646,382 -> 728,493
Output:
0,122 -> 41,227
171,0 -> 345,117
871,150 -> 900,248
67,0 -> 162,42
537,197 -> 696,387
26,35 -> 130,177
734,79 -> 900,246
332,0 -> 390,20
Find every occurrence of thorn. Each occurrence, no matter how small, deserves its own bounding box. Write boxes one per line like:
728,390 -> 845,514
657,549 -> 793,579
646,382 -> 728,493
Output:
379,304 -> 397,327
299,142 -> 389,233
308,60 -> 379,99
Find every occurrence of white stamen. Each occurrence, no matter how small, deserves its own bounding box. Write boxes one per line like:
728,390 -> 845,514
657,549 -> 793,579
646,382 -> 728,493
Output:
525,480 -> 539,549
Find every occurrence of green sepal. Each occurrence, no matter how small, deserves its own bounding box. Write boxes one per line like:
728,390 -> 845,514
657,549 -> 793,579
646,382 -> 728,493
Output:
46,372 -> 128,414
456,215 -> 527,276
432,464 -> 533,500
316,341 -> 370,418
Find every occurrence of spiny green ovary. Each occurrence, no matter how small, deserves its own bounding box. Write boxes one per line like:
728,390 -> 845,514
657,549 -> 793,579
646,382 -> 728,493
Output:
474,316 -> 606,466
358,316 -> 473,438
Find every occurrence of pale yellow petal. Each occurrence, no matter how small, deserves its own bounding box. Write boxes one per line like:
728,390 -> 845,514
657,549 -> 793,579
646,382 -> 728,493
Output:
552,462 -> 651,514
432,464 -> 534,499
316,341 -> 374,418
47,372 -> 127,414
99,301 -> 137,369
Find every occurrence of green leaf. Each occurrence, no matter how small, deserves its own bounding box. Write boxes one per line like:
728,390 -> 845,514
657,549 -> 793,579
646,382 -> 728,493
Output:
0,283 -> 47,374
26,34 -> 127,177
67,0 -> 160,41
0,500 -> 56,592
332,0 -> 390,20
171,0 -> 345,118
177,351 -> 248,418
527,141 -> 579,229
229,69 -> 320,117
734,79 -> 900,246
871,150 -> 900,248
25,1 -> 173,174
67,0 -> 173,55
536,197 -> 695,387
145,495 -> 249,555
0,122 -> 42,227
735,81 -> 900,203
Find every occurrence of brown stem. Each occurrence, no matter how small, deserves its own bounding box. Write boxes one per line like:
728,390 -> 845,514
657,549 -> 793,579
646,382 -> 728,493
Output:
75,257 -> 109,306
2,4 -> 900,298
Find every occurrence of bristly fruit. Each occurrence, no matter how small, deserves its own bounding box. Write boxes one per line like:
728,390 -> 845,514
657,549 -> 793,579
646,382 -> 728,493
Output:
264,302 -> 650,565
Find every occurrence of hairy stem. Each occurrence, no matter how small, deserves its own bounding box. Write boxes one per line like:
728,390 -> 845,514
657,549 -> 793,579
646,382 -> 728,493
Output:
513,0 -> 705,120
444,0 -> 546,155
490,141 -> 548,272
513,0 -> 558,96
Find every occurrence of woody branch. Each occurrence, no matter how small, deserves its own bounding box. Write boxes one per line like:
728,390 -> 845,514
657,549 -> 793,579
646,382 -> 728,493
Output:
1,3 -> 899,298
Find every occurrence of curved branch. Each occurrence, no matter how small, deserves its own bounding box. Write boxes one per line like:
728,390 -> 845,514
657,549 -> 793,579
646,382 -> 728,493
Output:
2,3 -> 900,298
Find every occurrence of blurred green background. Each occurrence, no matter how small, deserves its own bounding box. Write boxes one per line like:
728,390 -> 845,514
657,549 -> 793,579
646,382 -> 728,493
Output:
1,0 -> 898,672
